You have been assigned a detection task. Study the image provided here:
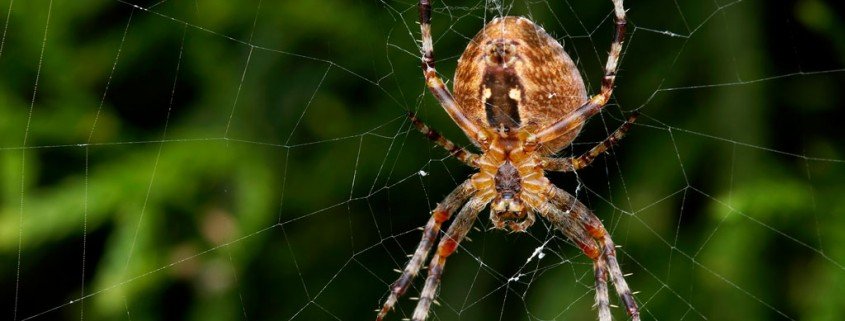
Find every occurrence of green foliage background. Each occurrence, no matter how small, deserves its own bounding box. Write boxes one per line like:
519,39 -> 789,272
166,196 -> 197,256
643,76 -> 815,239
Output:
1,0 -> 844,320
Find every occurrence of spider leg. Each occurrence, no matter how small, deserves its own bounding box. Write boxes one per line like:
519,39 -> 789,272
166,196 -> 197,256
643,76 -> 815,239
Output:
535,185 -> 640,321
376,179 -> 477,321
541,112 -> 637,172
534,200 -> 612,320
528,0 -> 626,147
408,112 -> 480,167
599,228 -> 639,320
412,195 -> 488,321
594,253 -> 612,321
418,0 -> 488,144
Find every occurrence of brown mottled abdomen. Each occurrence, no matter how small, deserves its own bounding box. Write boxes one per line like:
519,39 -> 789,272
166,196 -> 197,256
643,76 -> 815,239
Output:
453,16 -> 587,155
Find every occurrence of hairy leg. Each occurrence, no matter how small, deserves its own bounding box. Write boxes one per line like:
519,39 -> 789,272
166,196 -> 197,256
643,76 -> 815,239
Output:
534,185 -> 639,320
412,196 -> 488,321
376,179 -> 476,320
408,112 -> 480,167
542,112 -> 637,172
534,200 -> 612,320
599,233 -> 639,318
418,0 -> 488,144
594,255 -> 612,321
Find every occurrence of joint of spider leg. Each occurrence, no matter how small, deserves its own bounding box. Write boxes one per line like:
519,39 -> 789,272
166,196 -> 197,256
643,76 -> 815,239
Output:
438,237 -> 459,257
389,284 -> 407,298
423,70 -> 439,88
418,0 -> 431,25
585,223 -> 608,240
614,21 -> 628,38
432,209 -> 451,223
523,134 -> 538,152
464,154 -> 481,167
602,71 -> 617,86
590,94 -> 610,108
626,111 -> 640,123
420,45 -> 433,67
475,132 -> 490,146
421,56 -> 435,71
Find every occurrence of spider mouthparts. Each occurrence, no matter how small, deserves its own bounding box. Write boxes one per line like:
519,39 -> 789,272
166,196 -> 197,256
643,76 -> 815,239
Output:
490,207 -> 535,232
491,197 -> 524,213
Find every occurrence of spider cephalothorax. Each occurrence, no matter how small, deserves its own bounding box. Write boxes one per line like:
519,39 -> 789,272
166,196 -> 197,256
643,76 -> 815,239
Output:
477,135 -> 543,232
378,1 -> 640,321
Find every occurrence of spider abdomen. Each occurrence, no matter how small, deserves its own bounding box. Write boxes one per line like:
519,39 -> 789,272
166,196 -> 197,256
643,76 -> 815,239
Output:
453,16 -> 588,154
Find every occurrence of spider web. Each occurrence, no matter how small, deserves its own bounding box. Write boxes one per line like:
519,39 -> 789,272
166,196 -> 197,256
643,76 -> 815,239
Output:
2,0 -> 844,320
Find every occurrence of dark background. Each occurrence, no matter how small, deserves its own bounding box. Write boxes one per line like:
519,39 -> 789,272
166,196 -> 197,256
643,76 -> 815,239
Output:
1,0 -> 844,320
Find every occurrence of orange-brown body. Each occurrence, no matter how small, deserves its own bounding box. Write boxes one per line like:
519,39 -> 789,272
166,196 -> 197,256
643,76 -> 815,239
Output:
453,16 -> 587,155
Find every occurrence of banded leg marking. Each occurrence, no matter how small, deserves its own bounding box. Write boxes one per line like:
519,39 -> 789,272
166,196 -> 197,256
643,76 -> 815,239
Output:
600,236 -> 640,320
418,0 -> 486,144
376,179 -> 476,321
540,185 -> 640,320
542,112 -> 638,172
595,257 -> 612,321
411,196 -> 487,321
408,112 -> 480,167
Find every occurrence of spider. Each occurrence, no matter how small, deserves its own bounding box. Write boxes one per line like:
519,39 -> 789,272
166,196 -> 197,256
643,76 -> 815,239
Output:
376,0 -> 640,320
